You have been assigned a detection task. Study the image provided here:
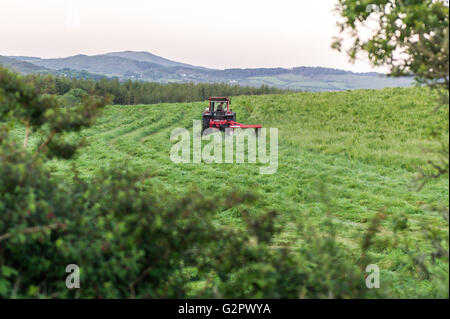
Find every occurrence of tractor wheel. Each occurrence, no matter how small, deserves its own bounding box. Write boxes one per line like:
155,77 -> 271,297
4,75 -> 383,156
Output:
202,115 -> 210,133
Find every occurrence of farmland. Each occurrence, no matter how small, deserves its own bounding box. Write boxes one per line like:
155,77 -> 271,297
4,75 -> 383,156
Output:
13,86 -> 445,297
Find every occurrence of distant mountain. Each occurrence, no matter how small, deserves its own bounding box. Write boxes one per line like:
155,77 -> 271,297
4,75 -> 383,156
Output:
0,55 -> 49,74
104,51 -> 207,70
5,56 -> 43,63
18,54 -> 167,78
0,56 -> 107,80
2,51 -> 414,91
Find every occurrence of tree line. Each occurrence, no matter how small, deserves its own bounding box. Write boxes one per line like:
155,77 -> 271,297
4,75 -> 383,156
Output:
23,73 -> 290,105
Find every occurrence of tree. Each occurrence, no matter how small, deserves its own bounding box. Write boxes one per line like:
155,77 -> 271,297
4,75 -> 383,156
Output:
333,0 -> 448,93
0,67 -> 110,156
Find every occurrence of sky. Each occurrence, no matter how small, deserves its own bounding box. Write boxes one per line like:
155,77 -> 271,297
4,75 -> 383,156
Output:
0,0 -> 380,72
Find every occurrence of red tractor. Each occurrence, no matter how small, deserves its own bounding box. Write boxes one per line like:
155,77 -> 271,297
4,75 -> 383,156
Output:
201,97 -> 262,134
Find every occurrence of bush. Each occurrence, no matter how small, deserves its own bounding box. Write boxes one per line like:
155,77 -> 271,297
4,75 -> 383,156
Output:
60,88 -> 88,107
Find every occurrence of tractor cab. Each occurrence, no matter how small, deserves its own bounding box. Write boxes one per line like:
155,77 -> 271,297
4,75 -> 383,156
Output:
207,97 -> 231,119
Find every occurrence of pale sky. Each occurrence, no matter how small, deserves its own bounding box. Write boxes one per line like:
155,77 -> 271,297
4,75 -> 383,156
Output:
0,0 -> 380,72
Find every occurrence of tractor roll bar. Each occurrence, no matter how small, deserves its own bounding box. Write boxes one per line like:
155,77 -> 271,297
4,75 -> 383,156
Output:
209,97 -> 230,103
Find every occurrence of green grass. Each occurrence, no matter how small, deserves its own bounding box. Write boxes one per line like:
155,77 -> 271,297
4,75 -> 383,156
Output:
32,87 -> 448,298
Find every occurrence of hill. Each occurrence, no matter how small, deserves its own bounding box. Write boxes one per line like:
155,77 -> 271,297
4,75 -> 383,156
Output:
14,54 -> 166,78
14,87 -> 445,297
0,55 -> 50,74
0,55 -> 107,80
2,51 -> 414,91
105,50 -> 207,69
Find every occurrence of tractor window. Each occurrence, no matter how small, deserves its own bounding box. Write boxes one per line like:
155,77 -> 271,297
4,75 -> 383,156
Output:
212,101 -> 227,112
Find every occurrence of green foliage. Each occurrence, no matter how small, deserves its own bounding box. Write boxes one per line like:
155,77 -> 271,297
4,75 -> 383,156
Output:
1,68 -> 448,298
333,0 -> 449,88
60,88 -> 88,108
0,67 -> 109,158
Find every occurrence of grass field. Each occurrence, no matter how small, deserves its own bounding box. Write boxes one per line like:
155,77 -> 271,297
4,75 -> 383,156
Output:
17,87 -> 448,297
